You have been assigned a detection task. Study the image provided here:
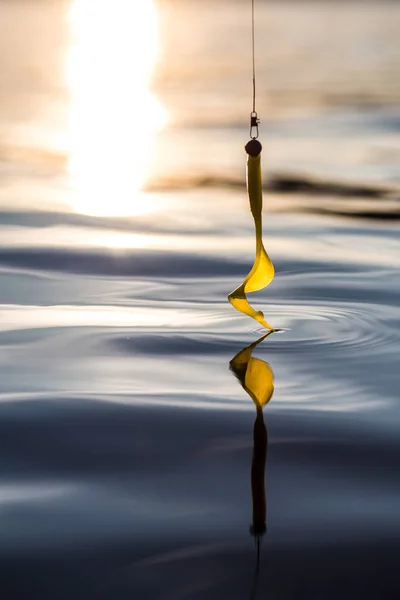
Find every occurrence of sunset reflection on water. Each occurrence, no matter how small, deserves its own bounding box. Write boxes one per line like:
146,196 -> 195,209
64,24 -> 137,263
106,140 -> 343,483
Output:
65,0 -> 166,217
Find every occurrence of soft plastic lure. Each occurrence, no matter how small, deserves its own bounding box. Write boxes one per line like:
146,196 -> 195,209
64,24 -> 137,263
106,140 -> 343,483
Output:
228,138 -> 275,330
228,0 -> 275,330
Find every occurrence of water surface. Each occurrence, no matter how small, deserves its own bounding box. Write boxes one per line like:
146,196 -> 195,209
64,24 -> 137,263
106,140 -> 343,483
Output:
0,1 -> 399,598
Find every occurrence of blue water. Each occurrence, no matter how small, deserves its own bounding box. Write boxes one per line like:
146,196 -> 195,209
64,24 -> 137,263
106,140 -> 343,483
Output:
0,1 -> 399,598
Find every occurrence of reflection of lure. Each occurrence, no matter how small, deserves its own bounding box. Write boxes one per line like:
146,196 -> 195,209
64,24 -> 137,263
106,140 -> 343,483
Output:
229,333 -> 274,598
229,332 -> 274,410
228,139 -> 275,331
229,333 -> 273,535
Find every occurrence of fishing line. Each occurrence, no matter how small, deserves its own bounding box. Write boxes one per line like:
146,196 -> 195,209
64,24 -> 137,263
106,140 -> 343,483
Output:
250,0 -> 259,139
252,0 -> 256,114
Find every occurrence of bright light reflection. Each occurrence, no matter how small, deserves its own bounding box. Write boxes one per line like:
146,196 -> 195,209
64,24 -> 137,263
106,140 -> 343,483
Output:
66,0 -> 166,217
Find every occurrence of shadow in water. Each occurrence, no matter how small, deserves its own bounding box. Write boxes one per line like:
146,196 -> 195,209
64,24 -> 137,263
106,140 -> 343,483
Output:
229,332 -> 274,600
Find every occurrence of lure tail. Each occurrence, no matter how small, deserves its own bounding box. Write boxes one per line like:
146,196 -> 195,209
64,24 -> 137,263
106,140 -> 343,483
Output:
228,139 -> 275,330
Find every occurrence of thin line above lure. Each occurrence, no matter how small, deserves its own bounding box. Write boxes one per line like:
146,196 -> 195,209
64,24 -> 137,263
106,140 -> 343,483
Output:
228,0 -> 275,331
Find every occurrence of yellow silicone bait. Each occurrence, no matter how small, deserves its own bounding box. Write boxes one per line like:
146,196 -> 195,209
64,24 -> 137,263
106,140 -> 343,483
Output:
228,139 -> 275,330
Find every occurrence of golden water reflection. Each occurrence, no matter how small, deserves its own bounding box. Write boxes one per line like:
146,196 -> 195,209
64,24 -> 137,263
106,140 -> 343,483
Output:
65,0 -> 166,217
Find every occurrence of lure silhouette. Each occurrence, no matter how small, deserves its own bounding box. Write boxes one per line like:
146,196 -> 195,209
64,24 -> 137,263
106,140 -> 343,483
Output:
228,140 -> 275,331
229,332 -> 274,600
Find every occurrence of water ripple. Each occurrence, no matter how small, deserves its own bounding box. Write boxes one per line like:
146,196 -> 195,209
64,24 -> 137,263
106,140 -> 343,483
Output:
269,301 -> 400,356
98,296 -> 400,360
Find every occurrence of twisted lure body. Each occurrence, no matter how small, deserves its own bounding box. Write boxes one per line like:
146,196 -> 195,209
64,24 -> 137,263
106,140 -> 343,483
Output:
228,141 -> 275,330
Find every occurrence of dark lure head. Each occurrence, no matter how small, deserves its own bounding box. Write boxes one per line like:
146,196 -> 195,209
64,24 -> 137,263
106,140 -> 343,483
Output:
245,139 -> 262,157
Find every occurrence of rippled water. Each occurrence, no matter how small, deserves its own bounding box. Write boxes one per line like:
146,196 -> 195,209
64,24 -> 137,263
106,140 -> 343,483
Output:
0,0 -> 400,598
